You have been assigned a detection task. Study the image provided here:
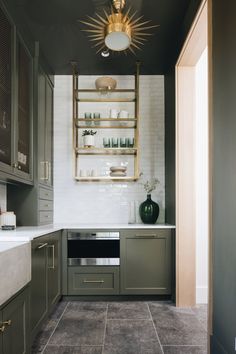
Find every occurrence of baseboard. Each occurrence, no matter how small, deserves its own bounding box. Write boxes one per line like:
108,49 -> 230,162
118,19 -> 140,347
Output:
196,286 -> 208,304
210,334 -> 228,354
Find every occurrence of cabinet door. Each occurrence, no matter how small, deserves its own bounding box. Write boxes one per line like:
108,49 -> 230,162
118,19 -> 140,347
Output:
0,7 -> 12,173
2,287 -> 30,354
47,232 -> 61,310
30,237 -> 48,340
120,230 -> 172,295
44,78 -> 53,187
37,68 -> 46,183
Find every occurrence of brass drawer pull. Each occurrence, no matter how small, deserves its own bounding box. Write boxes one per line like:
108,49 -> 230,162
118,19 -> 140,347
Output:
37,242 -> 48,249
83,279 -> 104,284
134,235 -> 156,238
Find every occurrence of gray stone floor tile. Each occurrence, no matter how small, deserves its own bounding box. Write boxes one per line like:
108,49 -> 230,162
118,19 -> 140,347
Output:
104,319 -> 162,353
31,319 -> 58,353
107,301 -> 150,319
191,305 -> 208,332
49,300 -> 68,320
163,345 -> 207,354
103,341 -> 163,354
62,302 -> 107,320
43,345 -> 103,354
149,303 -> 207,346
48,318 -> 105,346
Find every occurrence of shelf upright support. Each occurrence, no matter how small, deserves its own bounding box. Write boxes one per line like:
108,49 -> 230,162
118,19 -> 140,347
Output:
71,62 -> 79,178
134,61 -> 141,180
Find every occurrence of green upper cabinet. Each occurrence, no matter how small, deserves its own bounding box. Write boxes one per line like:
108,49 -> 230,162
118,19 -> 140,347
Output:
0,4 -> 33,184
14,37 -> 33,182
0,6 -> 13,175
120,229 -> 172,295
37,67 -> 53,187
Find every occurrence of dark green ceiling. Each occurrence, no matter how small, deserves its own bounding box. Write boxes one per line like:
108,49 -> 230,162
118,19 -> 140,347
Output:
4,0 -> 193,74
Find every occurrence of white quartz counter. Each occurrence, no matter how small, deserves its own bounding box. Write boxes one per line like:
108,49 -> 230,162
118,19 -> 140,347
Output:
0,223 -> 175,241
0,241 -> 31,306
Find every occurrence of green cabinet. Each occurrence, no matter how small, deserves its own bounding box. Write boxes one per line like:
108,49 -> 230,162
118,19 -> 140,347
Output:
31,231 -> 61,341
0,286 -> 30,354
37,66 -> 53,188
120,229 -> 172,295
68,266 -> 119,295
0,5 -> 33,184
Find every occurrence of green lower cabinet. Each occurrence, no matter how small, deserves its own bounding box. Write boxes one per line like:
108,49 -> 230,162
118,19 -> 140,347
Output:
120,229 -> 172,295
0,286 -> 30,354
31,231 -> 61,342
68,266 -> 119,295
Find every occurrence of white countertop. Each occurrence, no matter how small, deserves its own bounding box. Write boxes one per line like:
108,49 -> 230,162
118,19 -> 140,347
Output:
0,223 -> 175,241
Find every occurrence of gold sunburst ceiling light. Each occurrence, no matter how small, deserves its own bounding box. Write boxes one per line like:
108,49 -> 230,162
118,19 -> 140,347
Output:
80,0 -> 159,54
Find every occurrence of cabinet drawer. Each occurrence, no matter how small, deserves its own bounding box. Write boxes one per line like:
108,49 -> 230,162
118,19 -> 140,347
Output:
39,211 -> 53,224
68,266 -> 119,295
39,187 -> 53,200
39,199 -> 53,211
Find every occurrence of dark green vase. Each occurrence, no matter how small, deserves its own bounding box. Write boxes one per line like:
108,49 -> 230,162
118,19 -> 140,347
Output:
139,194 -> 159,224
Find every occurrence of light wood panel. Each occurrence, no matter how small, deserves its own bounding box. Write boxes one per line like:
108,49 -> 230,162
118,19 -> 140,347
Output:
175,0 -> 209,308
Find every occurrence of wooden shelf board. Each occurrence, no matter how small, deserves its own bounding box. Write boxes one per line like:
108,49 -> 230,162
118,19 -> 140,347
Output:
76,125 -> 136,129
75,148 -> 137,155
76,98 -> 136,103
76,89 -> 136,93
75,176 -> 138,182
75,118 -> 137,122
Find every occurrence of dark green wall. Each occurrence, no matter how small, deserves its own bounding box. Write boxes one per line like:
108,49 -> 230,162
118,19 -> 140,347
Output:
164,0 -> 202,224
211,0 -> 236,353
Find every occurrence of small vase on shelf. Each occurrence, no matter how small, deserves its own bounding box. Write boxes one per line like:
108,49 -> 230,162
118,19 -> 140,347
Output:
139,194 -> 159,224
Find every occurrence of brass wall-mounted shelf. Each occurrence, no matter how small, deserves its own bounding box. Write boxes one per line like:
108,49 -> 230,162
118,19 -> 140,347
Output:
72,61 -> 140,182
76,148 -> 137,155
76,89 -> 136,93
76,98 -> 136,103
75,176 -> 138,182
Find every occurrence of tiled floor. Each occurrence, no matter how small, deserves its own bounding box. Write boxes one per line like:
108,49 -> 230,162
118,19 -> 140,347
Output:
32,301 -> 207,354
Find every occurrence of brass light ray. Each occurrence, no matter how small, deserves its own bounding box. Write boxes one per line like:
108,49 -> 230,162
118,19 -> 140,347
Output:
80,0 -> 159,54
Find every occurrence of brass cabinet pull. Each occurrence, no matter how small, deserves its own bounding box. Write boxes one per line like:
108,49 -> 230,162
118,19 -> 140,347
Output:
18,165 -> 21,170
12,162 -> 18,168
134,234 -> 156,239
83,279 -> 104,284
47,245 -> 55,269
3,320 -> 11,326
45,161 -> 49,181
37,242 -> 48,249
0,325 -> 5,333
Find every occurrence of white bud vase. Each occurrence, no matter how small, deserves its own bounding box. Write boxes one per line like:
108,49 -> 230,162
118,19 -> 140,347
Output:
83,135 -> 95,147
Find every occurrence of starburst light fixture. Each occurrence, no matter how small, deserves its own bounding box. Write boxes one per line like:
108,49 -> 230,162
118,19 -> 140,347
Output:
80,0 -> 159,54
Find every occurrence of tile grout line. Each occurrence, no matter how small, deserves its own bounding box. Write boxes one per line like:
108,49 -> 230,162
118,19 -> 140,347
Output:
41,301 -> 70,354
146,302 -> 165,354
101,303 -> 108,354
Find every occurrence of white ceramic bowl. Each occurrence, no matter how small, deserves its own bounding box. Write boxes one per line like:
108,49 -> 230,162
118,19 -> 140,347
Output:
95,77 -> 117,91
110,166 -> 127,172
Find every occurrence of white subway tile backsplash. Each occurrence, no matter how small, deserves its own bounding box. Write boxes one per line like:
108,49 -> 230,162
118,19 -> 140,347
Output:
0,184 -> 6,213
54,75 -> 165,224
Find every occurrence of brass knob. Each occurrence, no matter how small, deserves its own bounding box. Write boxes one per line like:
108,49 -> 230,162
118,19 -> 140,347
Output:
12,162 -> 18,168
0,325 -> 5,333
18,165 -> 22,170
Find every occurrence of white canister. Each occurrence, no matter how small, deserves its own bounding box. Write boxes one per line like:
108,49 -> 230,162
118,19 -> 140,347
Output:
0,212 -> 16,230
110,109 -> 118,118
